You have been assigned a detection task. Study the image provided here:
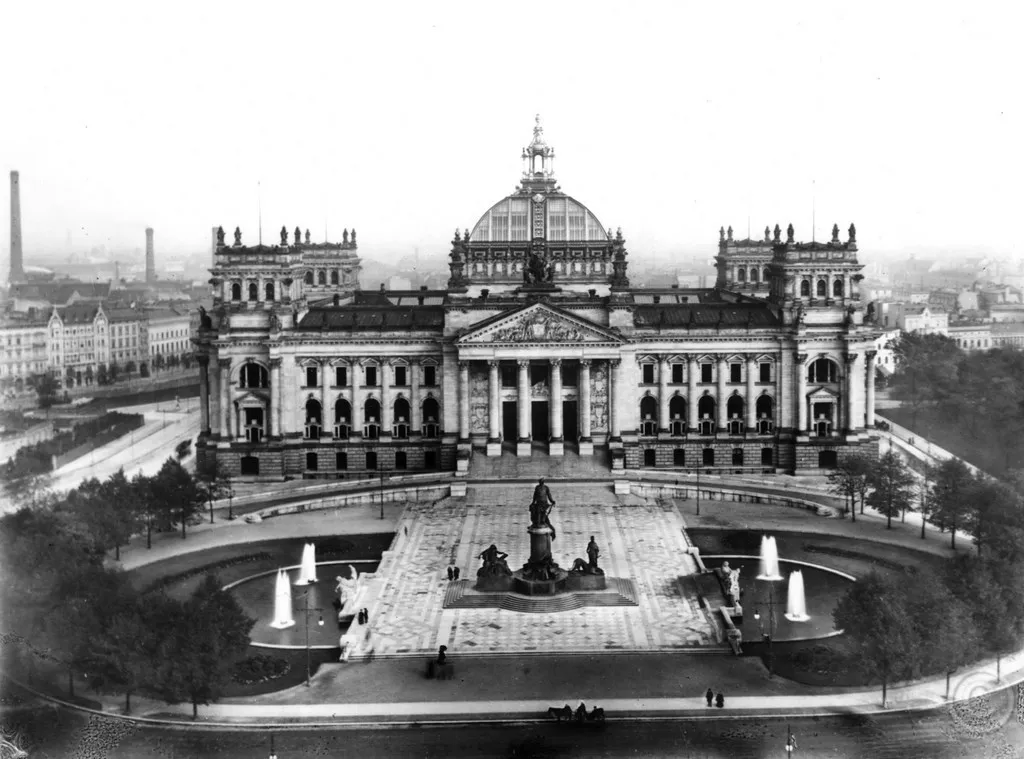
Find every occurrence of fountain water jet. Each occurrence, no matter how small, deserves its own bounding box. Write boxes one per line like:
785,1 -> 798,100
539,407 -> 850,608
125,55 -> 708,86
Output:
296,542 -> 318,585
269,569 -> 296,629
784,570 -> 810,622
756,535 -> 783,581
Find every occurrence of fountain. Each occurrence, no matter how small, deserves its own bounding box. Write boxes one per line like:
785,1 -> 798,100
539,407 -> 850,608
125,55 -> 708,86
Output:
756,535 -> 783,581
295,542 -> 318,585
269,569 -> 296,629
784,570 -> 810,622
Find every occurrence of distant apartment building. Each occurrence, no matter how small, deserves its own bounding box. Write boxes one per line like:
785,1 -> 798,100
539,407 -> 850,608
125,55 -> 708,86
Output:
0,315 -> 49,390
872,329 -> 901,377
991,322 -> 1024,349
105,307 -> 147,367
929,288 -> 978,313
947,322 -> 992,351
47,304 -> 108,386
146,306 -> 192,361
882,303 -> 949,334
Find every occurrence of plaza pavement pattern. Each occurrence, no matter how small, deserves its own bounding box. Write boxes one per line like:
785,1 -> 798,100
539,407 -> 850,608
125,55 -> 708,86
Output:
356,483 -> 721,658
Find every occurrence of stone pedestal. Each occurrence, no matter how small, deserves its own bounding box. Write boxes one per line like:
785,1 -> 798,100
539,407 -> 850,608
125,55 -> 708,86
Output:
475,574 -> 514,592
548,440 -> 564,456
513,526 -> 566,595
486,440 -> 502,457
578,440 -> 594,456
517,440 -> 532,457
566,572 -> 607,591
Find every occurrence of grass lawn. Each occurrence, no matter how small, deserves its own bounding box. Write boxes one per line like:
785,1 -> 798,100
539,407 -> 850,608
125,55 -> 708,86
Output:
881,406 -> 1014,475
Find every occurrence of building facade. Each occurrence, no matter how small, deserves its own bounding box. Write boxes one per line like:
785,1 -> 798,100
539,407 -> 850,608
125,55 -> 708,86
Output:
195,121 -> 880,480
0,315 -> 49,391
146,306 -> 192,362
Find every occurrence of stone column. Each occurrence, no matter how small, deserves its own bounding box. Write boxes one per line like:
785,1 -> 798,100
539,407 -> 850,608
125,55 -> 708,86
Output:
270,357 -> 282,438
219,358 -> 232,439
487,360 -> 501,456
208,357 -> 220,436
578,360 -> 593,455
549,358 -> 563,455
609,359 -> 622,443
796,353 -> 808,433
845,352 -> 859,434
198,356 -> 210,433
658,356 -> 670,433
350,359 -> 360,439
380,359 -> 391,439
687,355 -> 698,432
319,360 -> 331,438
410,360 -> 422,435
865,350 -> 877,428
458,360 -> 471,443
716,354 -> 728,432
517,359 -> 531,456
745,355 -> 757,432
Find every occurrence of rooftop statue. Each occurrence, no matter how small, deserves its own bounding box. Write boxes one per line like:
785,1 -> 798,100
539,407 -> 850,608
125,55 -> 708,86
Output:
233,227 -> 242,246
719,227 -> 725,242
216,226 -> 225,246
305,229 -> 311,244
280,226 -> 288,246
343,229 -> 349,244
774,224 -> 781,242
727,226 -> 733,241
294,226 -> 301,245
831,223 -> 840,243
787,224 -> 794,243
848,223 -> 857,243
765,226 -> 771,243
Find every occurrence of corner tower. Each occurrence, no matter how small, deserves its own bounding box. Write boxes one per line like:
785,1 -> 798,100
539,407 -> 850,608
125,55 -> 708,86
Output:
447,116 -> 629,296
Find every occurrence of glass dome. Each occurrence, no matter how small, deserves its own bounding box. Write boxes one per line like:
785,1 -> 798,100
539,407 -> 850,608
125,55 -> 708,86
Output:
470,195 -> 608,243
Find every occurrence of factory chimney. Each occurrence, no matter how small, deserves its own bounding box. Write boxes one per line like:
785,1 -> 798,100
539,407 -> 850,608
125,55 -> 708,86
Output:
10,171 -> 24,283
145,227 -> 155,284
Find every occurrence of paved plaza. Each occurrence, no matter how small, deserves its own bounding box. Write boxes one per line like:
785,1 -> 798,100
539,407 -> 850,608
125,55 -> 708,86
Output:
357,483 -> 721,657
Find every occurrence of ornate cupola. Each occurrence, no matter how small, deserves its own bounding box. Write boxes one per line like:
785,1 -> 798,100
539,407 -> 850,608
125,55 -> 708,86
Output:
448,117 -> 626,296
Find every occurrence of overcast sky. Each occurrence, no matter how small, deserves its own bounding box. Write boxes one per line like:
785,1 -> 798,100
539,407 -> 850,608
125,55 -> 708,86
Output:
1,1 -> 1021,265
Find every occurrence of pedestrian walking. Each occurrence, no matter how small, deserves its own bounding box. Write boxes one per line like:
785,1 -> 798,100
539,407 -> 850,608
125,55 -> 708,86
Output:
715,692 -> 724,708
453,567 -> 461,580
786,730 -> 797,755
705,688 -> 714,707
357,609 -> 365,625
362,607 -> 369,623
447,566 -> 454,581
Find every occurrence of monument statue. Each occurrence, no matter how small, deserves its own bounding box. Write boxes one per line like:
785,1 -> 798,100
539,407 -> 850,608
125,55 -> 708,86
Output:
334,565 -> 361,606
586,536 -> 600,572
721,561 -> 741,606
476,544 -> 512,577
530,477 -> 556,540
524,246 -> 548,284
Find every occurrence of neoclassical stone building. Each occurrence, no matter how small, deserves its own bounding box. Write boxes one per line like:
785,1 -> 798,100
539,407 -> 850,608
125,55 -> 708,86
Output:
195,120 -> 880,480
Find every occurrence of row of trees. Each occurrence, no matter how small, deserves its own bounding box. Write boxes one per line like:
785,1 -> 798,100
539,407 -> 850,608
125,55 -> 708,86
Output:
890,333 -> 1024,474
0,460 -> 247,718
31,352 -> 196,407
836,551 -> 1024,705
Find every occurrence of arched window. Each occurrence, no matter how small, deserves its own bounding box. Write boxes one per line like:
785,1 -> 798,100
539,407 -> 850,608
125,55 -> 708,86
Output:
422,397 -> 440,437
727,395 -> 744,420
364,398 -> 381,439
304,271 -> 314,285
265,282 -> 275,301
231,282 -> 242,301
756,395 -> 774,420
640,395 -> 657,436
800,280 -> 811,297
669,395 -> 686,436
239,363 -> 268,389
807,358 -> 839,383
334,398 -> 351,439
305,399 -> 322,439
698,395 -> 716,421
248,282 -> 258,301
393,397 -> 410,439
737,268 -> 746,283
330,270 -> 339,285
317,270 -> 327,285
816,279 -> 827,297
750,268 -> 759,283
763,267 -> 770,282
833,279 -> 844,297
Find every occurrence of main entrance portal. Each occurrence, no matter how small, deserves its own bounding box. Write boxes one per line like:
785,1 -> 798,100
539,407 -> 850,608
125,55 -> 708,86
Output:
563,400 -> 578,443
531,401 -> 549,442
502,401 -> 518,442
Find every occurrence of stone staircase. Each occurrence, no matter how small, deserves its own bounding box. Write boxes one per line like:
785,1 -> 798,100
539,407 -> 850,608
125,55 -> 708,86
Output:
443,577 -> 638,613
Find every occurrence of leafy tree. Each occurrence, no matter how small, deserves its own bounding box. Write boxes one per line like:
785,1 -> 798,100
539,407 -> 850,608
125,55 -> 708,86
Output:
866,450 -> 918,528
96,363 -> 109,385
151,574 -> 254,719
826,454 -> 872,523
34,373 -> 59,409
198,459 -> 233,525
65,366 -> 75,389
125,360 -> 136,379
833,572 -> 919,706
109,362 -> 120,382
930,458 -> 975,550
182,353 -> 194,370
890,332 -> 962,428
84,365 -> 94,385
139,362 -> 150,378
151,457 -> 204,539
964,479 -> 1023,558
153,353 -> 165,372
1,456 -> 54,510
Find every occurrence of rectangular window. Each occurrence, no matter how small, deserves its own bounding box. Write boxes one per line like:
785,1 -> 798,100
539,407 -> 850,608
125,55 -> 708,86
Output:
759,363 -> 771,383
394,366 -> 407,386
642,364 -> 655,384
306,366 -> 318,387
701,363 -> 713,383
395,451 -> 407,470
366,451 -> 378,470
306,452 -> 318,471
672,363 -> 683,383
423,365 -> 437,386
501,364 -> 517,388
730,364 -> 741,383
365,366 -> 377,386
336,452 -> 348,470
561,363 -> 577,387
509,199 -> 528,241
336,366 -> 347,386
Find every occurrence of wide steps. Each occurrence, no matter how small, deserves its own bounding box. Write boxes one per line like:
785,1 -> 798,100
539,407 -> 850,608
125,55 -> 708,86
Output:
443,577 -> 638,613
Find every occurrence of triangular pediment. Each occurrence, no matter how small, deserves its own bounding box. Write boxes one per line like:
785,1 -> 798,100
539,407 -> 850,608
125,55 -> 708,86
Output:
458,303 -> 623,345
807,386 -> 839,400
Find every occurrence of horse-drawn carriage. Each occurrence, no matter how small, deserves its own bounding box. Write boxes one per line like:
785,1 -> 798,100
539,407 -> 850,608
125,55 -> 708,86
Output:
546,703 -> 605,724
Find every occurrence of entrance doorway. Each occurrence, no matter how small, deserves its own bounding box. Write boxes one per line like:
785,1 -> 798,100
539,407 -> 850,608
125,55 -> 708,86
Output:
503,401 -> 518,441
531,401 -> 549,441
562,400 -> 578,442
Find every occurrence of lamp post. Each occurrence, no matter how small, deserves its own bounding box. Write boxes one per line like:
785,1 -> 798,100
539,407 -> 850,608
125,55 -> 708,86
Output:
752,582 -> 780,678
295,584 -> 324,687
696,466 -> 701,516
268,733 -> 277,759
379,469 -> 385,520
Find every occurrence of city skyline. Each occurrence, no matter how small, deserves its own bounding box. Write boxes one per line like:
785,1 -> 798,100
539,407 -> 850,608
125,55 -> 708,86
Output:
1,2 -> 1021,261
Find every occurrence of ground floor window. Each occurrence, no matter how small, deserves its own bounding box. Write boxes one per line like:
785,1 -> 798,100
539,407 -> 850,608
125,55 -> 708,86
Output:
366,451 -> 378,470
336,451 -> 348,470
673,448 -> 685,466
732,448 -> 744,466
240,455 -> 259,475
643,449 -> 656,467
761,447 -> 773,466
702,448 -> 715,466
306,452 -> 318,471
818,450 -> 838,468
396,451 -> 407,469
424,450 -> 437,469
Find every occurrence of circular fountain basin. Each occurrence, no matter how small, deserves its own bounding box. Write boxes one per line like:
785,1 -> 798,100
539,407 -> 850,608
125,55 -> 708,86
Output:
703,556 -> 855,642
225,561 -> 378,649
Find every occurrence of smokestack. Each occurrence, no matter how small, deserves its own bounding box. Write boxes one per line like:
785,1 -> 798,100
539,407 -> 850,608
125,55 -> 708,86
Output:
10,171 -> 24,283
145,227 -> 155,284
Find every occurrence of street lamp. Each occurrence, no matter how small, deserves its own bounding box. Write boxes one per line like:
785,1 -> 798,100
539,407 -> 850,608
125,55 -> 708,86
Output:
696,466 -> 701,516
379,469 -> 385,520
268,733 -> 277,759
295,584 -> 324,688
752,582 -> 780,678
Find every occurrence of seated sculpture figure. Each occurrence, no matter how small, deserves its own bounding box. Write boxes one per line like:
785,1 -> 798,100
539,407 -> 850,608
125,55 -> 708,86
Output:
477,544 -> 512,577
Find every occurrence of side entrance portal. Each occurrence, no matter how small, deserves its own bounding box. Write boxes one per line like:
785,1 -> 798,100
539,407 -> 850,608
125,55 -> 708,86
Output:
531,401 -> 549,442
